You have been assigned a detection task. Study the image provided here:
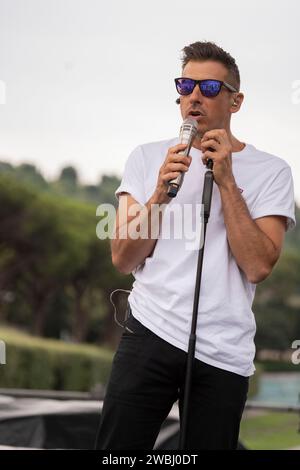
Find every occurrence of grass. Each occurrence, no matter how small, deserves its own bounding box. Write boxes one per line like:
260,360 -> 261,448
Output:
240,412 -> 300,450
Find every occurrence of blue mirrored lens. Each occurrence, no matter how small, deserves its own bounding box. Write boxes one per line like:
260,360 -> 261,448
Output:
177,79 -> 195,95
200,80 -> 221,97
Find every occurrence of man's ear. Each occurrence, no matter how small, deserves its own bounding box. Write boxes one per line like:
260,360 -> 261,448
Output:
230,93 -> 244,112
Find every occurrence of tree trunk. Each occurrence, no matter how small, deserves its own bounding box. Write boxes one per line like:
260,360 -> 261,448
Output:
72,289 -> 88,342
33,293 -> 51,336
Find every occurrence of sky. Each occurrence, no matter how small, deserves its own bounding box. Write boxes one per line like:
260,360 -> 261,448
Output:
0,0 -> 299,203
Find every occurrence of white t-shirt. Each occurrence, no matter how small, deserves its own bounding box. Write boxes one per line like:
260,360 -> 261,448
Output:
115,137 -> 296,377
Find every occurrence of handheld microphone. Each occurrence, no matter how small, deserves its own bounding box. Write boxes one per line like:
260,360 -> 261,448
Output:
167,118 -> 198,198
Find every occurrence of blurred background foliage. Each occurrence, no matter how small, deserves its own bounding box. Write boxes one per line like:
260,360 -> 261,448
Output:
0,160 -> 299,391
0,161 -> 130,349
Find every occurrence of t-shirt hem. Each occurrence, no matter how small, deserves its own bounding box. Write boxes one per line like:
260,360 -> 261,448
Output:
130,307 -> 255,378
115,185 -> 146,206
251,206 -> 296,231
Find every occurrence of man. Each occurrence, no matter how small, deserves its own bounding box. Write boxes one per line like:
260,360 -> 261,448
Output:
95,41 -> 296,450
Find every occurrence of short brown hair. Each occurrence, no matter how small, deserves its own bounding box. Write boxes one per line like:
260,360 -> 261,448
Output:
181,41 -> 240,91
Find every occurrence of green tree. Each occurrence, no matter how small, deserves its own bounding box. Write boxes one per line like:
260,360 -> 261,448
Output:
254,248 -> 300,350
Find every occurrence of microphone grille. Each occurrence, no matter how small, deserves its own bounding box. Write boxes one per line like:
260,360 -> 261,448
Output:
180,118 -> 198,144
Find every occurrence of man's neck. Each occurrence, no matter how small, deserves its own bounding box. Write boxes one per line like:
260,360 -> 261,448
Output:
230,132 -> 246,153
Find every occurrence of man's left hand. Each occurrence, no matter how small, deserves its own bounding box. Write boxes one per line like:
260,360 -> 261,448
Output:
200,129 -> 235,188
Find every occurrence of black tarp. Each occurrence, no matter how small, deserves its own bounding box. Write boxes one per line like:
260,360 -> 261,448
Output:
0,395 -> 179,449
0,395 -> 246,449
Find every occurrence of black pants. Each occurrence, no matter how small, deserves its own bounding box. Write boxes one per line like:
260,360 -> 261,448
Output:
95,314 -> 249,450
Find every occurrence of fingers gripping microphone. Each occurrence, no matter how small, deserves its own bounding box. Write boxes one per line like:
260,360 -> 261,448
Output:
167,118 -> 198,198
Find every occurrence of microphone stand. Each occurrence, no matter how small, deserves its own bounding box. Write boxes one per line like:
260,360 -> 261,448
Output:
179,158 -> 214,450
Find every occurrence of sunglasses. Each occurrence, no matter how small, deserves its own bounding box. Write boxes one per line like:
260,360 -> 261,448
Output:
174,77 -> 237,98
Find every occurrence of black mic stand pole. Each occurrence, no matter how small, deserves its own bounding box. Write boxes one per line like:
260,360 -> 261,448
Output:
179,158 -> 214,450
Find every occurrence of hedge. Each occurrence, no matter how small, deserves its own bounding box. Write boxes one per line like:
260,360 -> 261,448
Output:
256,360 -> 300,373
0,325 -> 262,396
0,326 -> 113,391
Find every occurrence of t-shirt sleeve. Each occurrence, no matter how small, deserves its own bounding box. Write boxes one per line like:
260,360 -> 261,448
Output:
250,165 -> 296,231
114,145 -> 147,205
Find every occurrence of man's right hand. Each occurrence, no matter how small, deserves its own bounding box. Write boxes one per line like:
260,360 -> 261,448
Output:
153,143 -> 192,204
111,143 -> 192,274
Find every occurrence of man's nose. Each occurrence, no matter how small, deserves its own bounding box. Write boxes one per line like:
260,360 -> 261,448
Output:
188,84 -> 204,104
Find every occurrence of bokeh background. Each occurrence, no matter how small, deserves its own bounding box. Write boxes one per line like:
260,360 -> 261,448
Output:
0,0 -> 299,450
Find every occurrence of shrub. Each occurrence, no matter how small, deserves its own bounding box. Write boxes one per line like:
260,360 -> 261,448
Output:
0,326 -> 113,391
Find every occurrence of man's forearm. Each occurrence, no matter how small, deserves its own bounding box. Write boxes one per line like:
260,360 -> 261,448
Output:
111,194 -> 167,274
219,180 -> 278,283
